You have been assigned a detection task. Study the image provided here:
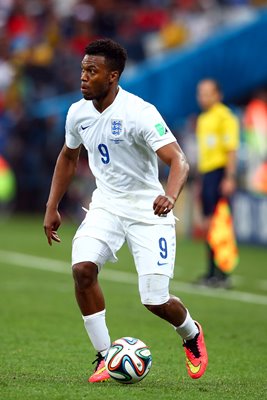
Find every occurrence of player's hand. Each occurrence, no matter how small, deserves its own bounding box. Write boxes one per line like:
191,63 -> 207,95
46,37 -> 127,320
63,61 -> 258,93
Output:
43,208 -> 62,246
220,176 -> 236,198
153,195 -> 175,216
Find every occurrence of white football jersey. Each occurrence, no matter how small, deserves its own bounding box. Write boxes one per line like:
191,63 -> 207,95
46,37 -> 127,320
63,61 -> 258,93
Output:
65,87 -> 177,224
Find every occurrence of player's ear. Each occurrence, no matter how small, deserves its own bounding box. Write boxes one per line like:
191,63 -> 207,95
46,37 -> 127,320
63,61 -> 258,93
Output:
109,70 -> 119,83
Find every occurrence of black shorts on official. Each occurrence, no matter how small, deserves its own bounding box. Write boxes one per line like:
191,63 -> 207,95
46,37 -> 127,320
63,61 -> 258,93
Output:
201,167 -> 224,217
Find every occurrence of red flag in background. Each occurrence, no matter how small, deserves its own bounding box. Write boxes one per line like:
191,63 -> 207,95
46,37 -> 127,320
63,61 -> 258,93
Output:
207,199 -> 239,273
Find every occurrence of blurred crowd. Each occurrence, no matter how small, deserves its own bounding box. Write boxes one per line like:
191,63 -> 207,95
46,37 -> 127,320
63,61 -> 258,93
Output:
0,0 -> 266,214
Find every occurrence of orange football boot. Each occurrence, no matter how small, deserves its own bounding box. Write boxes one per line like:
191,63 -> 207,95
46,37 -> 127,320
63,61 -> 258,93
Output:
183,321 -> 208,379
88,353 -> 110,383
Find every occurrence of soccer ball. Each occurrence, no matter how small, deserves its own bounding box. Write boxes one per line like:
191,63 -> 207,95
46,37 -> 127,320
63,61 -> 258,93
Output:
105,337 -> 152,384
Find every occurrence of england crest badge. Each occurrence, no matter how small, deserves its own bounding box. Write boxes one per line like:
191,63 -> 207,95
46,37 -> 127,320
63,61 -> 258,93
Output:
111,119 -> 123,136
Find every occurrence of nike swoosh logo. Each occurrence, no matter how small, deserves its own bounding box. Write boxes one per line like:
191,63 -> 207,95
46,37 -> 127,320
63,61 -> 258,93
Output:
186,357 -> 201,374
157,261 -> 168,266
81,125 -> 90,130
96,367 -> 106,375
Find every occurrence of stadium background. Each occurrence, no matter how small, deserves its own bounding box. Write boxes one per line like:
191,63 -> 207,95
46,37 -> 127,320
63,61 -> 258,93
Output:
0,2 -> 267,399
1,0 -> 267,244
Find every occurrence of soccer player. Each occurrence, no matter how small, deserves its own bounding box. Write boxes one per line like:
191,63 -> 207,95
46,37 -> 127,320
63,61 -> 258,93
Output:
195,79 -> 239,288
43,39 -> 208,382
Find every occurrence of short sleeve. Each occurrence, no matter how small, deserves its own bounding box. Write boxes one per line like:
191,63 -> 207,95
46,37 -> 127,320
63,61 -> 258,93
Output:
222,112 -> 239,151
138,104 -> 177,151
65,105 -> 82,149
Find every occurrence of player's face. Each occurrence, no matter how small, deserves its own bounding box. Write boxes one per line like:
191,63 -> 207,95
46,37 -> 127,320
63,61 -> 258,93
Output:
197,81 -> 221,110
80,54 -> 114,101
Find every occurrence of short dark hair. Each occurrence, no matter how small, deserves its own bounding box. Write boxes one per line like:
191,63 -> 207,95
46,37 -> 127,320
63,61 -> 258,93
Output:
85,39 -> 127,77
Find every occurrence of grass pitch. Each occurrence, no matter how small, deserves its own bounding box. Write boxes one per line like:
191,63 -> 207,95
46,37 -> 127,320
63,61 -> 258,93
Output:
0,215 -> 266,400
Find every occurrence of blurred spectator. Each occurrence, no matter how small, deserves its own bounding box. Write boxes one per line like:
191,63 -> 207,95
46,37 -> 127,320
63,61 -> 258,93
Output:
243,88 -> 267,193
0,154 -> 16,215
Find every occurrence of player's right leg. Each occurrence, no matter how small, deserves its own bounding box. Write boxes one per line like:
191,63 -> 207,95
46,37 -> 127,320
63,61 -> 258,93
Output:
71,208 -> 125,382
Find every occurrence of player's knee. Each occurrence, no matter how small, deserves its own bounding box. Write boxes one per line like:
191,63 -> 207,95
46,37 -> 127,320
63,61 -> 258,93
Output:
72,261 -> 98,290
139,274 -> 170,312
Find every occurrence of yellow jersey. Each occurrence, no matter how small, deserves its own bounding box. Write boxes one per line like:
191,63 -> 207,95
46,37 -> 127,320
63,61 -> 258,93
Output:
196,103 -> 239,173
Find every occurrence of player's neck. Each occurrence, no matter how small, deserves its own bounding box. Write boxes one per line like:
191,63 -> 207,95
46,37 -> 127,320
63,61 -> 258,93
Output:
93,86 -> 119,113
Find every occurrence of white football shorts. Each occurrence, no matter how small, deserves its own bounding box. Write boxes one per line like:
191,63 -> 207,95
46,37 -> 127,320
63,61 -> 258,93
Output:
72,207 -> 176,278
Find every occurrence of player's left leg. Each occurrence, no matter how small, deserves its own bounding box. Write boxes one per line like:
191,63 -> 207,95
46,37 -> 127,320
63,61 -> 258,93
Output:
126,222 -> 208,379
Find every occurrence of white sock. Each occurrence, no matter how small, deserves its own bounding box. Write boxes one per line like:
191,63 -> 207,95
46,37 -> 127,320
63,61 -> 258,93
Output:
174,310 -> 199,341
82,309 -> 111,356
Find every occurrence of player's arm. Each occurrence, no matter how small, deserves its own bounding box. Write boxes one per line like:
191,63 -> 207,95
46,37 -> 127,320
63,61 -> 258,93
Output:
220,112 -> 239,197
44,144 -> 81,245
153,142 -> 189,216
221,150 -> 237,197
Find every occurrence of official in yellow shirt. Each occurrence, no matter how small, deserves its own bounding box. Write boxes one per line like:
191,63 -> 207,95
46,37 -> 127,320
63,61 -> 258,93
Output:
195,79 -> 239,288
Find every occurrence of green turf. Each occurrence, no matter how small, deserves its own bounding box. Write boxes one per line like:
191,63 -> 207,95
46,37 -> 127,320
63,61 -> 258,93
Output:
0,215 -> 266,399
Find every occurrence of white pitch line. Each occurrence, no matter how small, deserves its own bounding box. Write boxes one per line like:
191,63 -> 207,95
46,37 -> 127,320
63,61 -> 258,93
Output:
0,250 -> 69,273
0,250 -> 267,306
